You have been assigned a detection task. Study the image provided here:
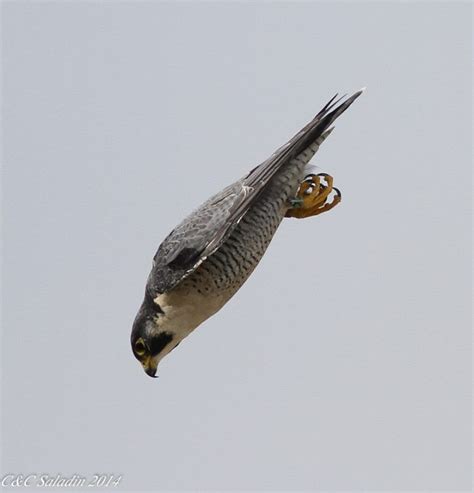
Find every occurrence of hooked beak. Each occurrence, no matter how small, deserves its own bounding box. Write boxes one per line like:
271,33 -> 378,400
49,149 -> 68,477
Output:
142,357 -> 158,378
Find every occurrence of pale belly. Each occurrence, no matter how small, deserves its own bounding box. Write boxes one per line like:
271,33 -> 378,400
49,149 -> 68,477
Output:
154,160 -> 304,340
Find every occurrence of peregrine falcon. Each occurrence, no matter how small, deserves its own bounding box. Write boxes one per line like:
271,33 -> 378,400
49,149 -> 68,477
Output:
131,90 -> 363,377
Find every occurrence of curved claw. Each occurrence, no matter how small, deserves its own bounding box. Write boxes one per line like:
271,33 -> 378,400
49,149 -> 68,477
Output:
286,172 -> 341,219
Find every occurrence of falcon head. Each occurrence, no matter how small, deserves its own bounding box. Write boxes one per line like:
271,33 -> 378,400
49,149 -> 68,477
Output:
130,290 -> 177,377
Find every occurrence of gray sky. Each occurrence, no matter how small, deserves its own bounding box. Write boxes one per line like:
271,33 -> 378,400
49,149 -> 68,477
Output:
2,1 -> 472,491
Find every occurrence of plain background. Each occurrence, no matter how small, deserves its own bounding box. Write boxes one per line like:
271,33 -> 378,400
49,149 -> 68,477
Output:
1,1 -> 472,491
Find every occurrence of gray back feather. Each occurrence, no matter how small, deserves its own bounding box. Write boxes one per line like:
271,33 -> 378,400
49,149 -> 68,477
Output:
147,90 -> 363,295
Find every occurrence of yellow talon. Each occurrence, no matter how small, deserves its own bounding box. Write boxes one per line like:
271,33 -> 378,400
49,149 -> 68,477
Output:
286,173 -> 341,219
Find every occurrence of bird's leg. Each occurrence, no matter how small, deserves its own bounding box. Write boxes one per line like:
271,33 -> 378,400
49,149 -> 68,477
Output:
286,173 -> 341,219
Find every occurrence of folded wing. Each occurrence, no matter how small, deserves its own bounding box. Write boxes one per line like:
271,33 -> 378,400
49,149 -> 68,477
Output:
148,90 -> 363,295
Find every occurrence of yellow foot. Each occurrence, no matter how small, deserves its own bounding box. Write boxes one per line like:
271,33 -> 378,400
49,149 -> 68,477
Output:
285,173 -> 341,219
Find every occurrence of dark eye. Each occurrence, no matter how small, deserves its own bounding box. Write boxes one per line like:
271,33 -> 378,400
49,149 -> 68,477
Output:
134,339 -> 146,356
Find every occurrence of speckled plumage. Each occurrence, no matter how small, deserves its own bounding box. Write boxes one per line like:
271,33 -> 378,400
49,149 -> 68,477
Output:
154,137 -> 326,335
131,90 -> 363,376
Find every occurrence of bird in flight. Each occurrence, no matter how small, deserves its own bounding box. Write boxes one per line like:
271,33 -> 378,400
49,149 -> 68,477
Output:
131,89 -> 363,377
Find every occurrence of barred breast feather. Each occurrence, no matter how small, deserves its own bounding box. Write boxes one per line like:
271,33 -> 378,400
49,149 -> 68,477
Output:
153,129 -> 336,336
147,91 -> 363,298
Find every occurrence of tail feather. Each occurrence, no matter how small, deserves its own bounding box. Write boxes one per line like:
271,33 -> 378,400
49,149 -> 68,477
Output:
317,89 -> 364,133
280,89 -> 365,177
244,88 -> 364,194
